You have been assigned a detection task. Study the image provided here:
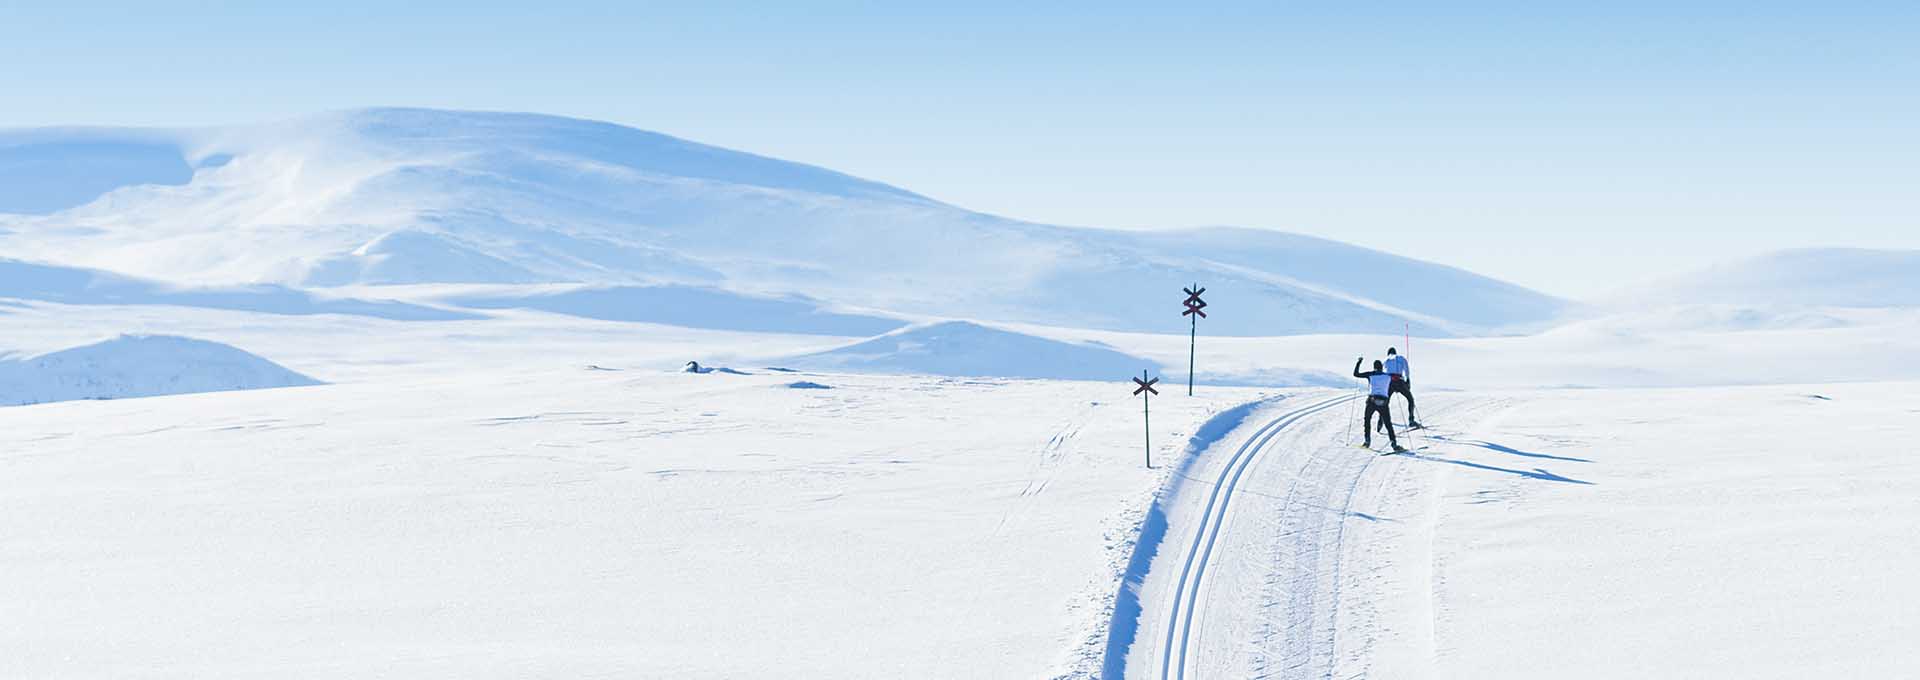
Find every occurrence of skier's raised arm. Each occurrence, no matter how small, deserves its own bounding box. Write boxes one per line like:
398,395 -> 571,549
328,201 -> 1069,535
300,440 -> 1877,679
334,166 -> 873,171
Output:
1353,356 -> 1368,378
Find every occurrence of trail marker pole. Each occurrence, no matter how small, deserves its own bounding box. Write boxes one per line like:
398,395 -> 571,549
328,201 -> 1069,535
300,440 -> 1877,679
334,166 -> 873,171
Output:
1132,370 -> 1160,468
1182,285 -> 1206,396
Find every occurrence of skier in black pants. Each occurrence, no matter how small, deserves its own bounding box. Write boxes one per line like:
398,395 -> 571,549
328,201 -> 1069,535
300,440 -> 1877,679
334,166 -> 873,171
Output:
1383,347 -> 1422,430
1353,357 -> 1404,452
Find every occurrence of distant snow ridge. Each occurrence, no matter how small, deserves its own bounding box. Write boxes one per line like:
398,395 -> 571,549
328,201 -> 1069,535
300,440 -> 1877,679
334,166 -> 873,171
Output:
0,335 -> 321,407
1579,248 -> 1920,333
783,321 -> 1155,381
0,108 -> 1568,336
1623,248 -> 1920,309
1566,303 -> 1860,334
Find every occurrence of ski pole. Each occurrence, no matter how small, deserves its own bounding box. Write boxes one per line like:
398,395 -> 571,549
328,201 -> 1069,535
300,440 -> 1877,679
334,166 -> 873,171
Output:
1344,383 -> 1358,445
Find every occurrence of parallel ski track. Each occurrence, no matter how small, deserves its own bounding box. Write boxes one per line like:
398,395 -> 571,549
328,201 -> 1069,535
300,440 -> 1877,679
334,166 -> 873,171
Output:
1159,393 -> 1358,680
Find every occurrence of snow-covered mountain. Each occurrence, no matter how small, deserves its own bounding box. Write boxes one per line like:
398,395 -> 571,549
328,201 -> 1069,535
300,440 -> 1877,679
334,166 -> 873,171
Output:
0,108 -> 1567,336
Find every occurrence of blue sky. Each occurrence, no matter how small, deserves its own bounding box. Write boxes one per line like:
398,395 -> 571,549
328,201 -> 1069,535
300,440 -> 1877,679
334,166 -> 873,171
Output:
2,2 -> 1915,297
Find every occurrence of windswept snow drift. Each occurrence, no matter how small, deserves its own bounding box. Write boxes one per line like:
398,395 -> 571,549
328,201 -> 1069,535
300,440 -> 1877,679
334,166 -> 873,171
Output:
0,108 -> 1566,336
781,320 -> 1154,381
301,230 -> 545,286
0,334 -> 320,406
446,284 -> 905,336
0,258 -> 478,321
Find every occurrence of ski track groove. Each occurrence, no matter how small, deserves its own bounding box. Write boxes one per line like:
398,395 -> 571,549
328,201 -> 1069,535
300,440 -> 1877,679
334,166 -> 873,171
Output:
1145,393 -> 1498,680
1159,394 -> 1357,680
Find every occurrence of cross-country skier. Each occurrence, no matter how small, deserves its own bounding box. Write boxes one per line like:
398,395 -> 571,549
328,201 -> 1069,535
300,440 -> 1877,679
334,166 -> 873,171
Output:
1353,357 -> 1404,452
1384,347 -> 1422,430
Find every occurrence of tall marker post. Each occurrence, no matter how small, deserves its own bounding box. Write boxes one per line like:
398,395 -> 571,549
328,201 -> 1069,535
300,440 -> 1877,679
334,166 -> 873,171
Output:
1133,370 -> 1160,468
1182,284 -> 1207,396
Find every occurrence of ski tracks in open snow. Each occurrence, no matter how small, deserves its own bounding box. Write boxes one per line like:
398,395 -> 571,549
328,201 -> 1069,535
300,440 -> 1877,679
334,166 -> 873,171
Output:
1109,392 -> 1497,680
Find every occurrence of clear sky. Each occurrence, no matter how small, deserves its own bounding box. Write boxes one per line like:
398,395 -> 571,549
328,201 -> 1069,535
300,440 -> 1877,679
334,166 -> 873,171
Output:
3,2 -> 1915,298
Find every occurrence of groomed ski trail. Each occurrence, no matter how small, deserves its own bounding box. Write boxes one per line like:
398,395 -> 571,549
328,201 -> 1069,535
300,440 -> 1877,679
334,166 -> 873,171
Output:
1106,391 -> 1490,680
1096,392 -> 1354,679
1158,394 -> 1355,680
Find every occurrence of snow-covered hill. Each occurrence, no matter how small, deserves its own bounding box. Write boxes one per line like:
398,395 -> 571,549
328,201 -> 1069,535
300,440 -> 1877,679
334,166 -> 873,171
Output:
0,108 -> 1565,337
0,334 -> 320,406
781,320 -> 1154,380
444,284 -> 904,336
1573,248 -> 1920,334
1610,248 -> 1920,309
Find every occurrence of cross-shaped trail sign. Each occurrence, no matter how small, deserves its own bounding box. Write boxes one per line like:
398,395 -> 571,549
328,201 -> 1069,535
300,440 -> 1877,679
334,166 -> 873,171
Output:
1133,370 -> 1159,468
1182,286 -> 1207,318
1182,285 -> 1206,395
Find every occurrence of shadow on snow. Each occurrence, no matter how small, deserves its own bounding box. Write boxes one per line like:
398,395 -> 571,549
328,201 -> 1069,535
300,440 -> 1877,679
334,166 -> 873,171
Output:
1405,452 -> 1596,486
1429,434 -> 1594,464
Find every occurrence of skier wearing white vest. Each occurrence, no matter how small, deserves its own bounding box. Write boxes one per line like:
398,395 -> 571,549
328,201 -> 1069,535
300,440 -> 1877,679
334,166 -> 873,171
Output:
1353,357 -> 1404,452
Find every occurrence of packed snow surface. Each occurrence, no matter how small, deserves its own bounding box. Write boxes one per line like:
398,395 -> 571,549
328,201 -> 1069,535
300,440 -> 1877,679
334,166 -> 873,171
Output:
0,334 -> 319,406
1402,384 -> 1920,678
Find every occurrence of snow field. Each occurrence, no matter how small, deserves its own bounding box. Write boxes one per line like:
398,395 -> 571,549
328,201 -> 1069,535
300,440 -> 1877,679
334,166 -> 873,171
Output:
1417,383 -> 1920,678
0,365 -> 1268,679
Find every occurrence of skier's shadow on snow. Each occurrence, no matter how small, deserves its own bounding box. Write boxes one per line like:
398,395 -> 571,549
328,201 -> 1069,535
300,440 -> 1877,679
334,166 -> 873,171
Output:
1403,451 -> 1595,486
1428,434 -> 1594,464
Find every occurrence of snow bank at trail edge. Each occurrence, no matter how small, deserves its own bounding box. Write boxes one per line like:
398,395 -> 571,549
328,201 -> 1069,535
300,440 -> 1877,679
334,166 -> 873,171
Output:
1051,394 -> 1280,679
0,334 -> 321,406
